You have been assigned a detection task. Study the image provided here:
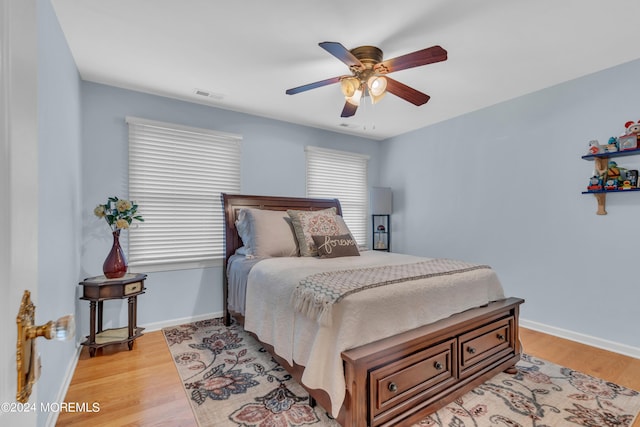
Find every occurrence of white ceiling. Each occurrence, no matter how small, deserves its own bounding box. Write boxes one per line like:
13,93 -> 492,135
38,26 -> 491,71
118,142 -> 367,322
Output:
51,0 -> 640,140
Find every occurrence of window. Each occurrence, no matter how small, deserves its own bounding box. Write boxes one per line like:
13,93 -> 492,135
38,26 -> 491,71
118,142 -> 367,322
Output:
126,116 -> 241,271
305,146 -> 368,245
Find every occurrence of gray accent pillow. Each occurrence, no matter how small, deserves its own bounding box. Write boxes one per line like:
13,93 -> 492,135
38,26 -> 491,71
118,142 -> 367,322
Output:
312,234 -> 360,258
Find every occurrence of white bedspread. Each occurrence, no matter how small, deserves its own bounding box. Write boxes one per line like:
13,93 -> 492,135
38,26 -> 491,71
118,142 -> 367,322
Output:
243,251 -> 505,417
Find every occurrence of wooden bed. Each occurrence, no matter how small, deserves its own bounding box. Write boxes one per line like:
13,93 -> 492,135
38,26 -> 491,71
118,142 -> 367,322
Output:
222,193 -> 524,427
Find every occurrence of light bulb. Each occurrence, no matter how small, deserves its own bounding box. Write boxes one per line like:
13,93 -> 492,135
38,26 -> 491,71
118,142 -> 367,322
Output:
367,75 -> 387,97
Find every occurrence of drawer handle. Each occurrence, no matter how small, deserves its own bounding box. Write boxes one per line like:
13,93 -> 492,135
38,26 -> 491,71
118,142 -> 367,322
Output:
467,346 -> 476,354
497,333 -> 505,341
434,361 -> 443,370
388,382 -> 398,393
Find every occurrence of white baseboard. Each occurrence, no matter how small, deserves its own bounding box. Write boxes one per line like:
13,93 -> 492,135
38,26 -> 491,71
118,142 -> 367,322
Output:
45,343 -> 83,427
141,311 -> 223,332
520,318 -> 640,360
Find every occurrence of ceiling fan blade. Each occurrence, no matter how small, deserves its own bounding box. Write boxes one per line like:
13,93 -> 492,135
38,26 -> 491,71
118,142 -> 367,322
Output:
286,76 -> 343,95
385,77 -> 430,106
319,42 -> 364,69
341,101 -> 358,117
375,45 -> 447,74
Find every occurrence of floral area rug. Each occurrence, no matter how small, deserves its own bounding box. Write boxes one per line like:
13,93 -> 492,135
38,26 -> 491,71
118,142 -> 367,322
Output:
163,318 -> 640,427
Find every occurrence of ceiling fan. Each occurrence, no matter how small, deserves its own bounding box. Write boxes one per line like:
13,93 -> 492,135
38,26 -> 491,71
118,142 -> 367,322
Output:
285,41 -> 447,118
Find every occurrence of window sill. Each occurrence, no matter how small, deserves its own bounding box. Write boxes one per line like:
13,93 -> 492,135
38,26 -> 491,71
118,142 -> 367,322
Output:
128,258 -> 223,274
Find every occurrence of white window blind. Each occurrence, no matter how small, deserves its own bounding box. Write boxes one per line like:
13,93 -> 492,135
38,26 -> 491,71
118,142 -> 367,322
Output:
305,146 -> 369,245
127,116 -> 241,270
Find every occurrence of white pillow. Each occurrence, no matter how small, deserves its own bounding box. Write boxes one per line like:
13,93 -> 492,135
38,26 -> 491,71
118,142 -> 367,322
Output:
235,208 -> 299,258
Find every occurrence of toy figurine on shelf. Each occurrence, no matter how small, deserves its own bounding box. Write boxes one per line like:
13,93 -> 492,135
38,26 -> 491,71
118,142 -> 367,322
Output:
618,120 -> 640,151
603,137 -> 619,153
587,140 -> 602,155
618,134 -> 637,151
628,170 -> 639,187
621,180 -> 633,190
601,161 -> 627,191
587,175 -> 603,191
604,178 -> 618,191
606,161 -> 625,181
625,120 -> 640,135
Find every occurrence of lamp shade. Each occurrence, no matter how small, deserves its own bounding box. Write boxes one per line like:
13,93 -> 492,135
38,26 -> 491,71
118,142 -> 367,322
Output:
367,75 -> 387,97
370,187 -> 392,215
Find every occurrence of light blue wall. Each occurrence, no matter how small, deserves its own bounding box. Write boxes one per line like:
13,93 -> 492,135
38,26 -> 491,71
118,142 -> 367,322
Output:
37,0 -> 82,425
80,82 -> 381,337
380,59 -> 640,349
37,1 -> 640,414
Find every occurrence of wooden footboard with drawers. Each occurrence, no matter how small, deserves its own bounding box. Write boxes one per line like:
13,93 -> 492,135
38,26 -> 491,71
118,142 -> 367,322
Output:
341,297 -> 522,426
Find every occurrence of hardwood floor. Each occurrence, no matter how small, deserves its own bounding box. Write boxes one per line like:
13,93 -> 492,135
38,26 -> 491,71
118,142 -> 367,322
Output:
56,327 -> 640,426
56,331 -> 197,427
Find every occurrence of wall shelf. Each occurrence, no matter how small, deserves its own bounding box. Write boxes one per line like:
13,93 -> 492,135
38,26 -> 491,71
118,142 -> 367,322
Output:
582,147 -> 640,215
582,147 -> 640,161
372,214 -> 390,251
582,188 -> 640,194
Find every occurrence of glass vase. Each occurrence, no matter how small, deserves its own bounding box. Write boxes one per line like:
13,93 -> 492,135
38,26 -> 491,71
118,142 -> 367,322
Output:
103,230 -> 127,279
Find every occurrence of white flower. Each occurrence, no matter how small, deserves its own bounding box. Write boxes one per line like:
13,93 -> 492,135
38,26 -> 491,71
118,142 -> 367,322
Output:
93,196 -> 143,232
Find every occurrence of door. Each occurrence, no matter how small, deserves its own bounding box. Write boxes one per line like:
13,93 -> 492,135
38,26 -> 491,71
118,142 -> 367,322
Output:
0,0 -> 38,426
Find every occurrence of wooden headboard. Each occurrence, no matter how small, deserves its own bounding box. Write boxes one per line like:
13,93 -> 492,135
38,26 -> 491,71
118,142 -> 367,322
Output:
220,193 -> 342,264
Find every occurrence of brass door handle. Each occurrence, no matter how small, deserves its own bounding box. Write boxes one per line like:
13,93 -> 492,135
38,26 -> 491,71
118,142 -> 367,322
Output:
16,290 -> 74,403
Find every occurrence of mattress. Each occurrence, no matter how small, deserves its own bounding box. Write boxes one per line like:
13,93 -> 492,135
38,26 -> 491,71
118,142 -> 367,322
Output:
238,251 -> 505,417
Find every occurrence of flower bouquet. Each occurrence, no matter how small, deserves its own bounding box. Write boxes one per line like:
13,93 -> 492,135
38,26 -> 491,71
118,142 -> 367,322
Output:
94,197 -> 143,231
94,197 -> 144,278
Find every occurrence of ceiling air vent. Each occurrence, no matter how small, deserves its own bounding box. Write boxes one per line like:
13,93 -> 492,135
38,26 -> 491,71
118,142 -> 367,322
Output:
193,89 -> 224,100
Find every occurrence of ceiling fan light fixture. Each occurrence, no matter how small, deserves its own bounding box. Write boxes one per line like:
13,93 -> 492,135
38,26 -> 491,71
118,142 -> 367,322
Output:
340,77 -> 360,98
285,42 -> 447,116
370,90 -> 386,105
367,75 -> 387,97
346,87 -> 362,106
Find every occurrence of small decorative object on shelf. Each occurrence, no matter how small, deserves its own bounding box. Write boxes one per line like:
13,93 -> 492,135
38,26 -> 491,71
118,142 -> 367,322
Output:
618,120 -> 640,151
587,140 -> 602,155
618,134 -> 637,151
620,180 -> 634,190
93,196 -> 144,278
587,175 -> 603,191
604,137 -> 619,153
625,120 -> 640,131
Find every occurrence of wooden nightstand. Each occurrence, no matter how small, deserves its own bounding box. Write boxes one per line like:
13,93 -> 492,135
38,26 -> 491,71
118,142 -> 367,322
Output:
78,273 -> 147,357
